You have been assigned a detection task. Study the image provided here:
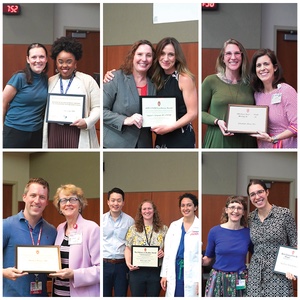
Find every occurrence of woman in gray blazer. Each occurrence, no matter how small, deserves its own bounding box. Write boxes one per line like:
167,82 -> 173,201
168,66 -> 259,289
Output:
103,40 -> 156,148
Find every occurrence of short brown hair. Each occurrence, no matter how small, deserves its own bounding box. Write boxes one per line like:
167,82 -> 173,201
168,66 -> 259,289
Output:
23,178 -> 49,199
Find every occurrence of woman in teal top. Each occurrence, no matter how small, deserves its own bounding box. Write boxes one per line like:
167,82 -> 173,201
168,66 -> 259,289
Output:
202,39 -> 257,148
3,43 -> 48,148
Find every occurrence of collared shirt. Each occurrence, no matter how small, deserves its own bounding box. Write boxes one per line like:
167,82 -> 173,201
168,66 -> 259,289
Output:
102,211 -> 134,259
3,210 -> 57,297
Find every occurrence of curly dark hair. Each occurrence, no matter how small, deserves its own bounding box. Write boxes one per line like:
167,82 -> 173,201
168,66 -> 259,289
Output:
134,199 -> 163,233
51,36 -> 83,61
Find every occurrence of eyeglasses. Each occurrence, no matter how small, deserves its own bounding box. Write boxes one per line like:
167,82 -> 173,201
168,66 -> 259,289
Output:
58,197 -> 79,205
249,189 -> 265,199
227,206 -> 244,212
224,51 -> 242,57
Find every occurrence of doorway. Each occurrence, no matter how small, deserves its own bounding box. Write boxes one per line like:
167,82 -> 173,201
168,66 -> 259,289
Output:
3,184 -> 13,219
65,29 -> 100,142
276,30 -> 297,91
65,30 -> 100,81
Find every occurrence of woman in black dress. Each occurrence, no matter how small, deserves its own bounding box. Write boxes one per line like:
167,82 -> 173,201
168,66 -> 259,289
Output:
151,37 -> 198,148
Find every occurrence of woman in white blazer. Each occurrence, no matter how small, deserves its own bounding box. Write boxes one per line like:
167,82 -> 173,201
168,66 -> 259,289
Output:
160,193 -> 200,297
43,36 -> 100,148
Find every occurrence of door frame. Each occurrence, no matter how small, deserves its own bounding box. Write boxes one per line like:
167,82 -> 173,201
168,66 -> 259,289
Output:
247,175 -> 296,217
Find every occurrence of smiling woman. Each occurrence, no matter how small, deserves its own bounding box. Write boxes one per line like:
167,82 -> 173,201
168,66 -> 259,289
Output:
3,43 -> 49,148
161,193 -> 199,297
103,40 -> 156,148
202,195 -> 252,297
50,184 -> 100,297
124,199 -> 168,296
202,38 -> 257,148
249,49 -> 297,148
246,179 -> 297,297
42,36 -> 100,149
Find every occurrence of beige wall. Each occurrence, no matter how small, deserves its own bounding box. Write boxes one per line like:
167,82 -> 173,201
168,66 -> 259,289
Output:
103,3 -> 198,46
3,152 -> 100,214
103,152 -> 198,192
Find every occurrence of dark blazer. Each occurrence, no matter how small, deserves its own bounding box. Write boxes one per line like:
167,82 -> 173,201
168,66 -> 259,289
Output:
103,70 -> 156,148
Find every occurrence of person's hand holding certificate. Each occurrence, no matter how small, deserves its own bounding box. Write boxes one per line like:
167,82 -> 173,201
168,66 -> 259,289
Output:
141,96 -> 176,127
274,246 -> 298,277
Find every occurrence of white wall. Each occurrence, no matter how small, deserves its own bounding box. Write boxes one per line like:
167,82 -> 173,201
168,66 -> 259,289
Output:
103,152 -> 198,192
261,3 -> 297,50
53,4 -> 100,38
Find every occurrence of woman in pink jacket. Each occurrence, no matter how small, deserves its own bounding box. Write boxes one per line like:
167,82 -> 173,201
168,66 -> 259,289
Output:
49,184 -> 100,297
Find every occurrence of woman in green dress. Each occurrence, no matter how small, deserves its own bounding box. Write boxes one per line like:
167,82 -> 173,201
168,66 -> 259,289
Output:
202,39 -> 257,148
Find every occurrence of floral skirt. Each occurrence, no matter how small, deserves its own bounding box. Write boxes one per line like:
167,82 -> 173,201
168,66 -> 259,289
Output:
205,268 -> 248,297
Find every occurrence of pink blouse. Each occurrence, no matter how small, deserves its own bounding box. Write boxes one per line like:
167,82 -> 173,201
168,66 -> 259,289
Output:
254,83 -> 297,148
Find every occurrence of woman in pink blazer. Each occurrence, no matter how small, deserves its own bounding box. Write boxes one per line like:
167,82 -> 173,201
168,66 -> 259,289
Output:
49,184 -> 100,297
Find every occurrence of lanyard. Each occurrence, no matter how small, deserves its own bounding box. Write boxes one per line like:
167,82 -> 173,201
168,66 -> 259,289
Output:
27,223 -> 43,246
60,73 -> 75,94
143,225 -> 153,246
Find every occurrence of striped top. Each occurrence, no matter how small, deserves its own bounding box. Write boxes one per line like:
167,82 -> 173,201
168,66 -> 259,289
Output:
53,236 -> 70,297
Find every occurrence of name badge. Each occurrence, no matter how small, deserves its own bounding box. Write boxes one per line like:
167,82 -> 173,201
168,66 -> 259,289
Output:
30,281 -> 42,294
271,93 -> 282,104
236,279 -> 246,290
69,232 -> 82,245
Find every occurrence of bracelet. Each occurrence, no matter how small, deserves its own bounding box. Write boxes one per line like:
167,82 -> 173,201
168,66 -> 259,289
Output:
215,119 -> 219,126
271,135 -> 279,144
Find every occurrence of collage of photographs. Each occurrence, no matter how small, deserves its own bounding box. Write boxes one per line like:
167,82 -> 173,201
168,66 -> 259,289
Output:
1,1 -> 298,298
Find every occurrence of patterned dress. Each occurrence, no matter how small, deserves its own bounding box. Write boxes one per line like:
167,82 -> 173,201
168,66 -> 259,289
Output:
247,205 -> 297,297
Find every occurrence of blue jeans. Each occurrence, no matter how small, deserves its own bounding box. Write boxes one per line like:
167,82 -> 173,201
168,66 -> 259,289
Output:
103,261 -> 129,297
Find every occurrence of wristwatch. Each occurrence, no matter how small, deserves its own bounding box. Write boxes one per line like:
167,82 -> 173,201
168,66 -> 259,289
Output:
271,136 -> 279,144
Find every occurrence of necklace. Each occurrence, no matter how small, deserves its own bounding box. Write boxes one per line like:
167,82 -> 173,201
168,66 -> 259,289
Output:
163,74 -> 172,88
143,225 -> 153,246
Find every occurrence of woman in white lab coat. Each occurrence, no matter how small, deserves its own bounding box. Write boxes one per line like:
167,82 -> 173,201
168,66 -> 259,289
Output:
160,193 -> 200,297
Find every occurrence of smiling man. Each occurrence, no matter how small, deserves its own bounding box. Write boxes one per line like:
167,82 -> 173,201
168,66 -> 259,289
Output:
2,177 -> 57,297
102,187 -> 134,297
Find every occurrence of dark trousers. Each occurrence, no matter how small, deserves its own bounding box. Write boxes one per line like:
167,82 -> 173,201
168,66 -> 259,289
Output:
103,261 -> 129,297
129,267 -> 161,297
3,125 -> 42,148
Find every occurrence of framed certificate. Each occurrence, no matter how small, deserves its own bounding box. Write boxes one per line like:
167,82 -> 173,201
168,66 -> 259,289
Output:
46,93 -> 85,124
226,104 -> 269,134
141,96 -> 176,127
131,245 -> 159,267
274,245 -> 298,277
16,245 -> 61,273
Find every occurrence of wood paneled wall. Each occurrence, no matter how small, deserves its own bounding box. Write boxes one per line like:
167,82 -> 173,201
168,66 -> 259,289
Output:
104,42 -> 199,147
103,190 -> 198,297
3,44 -> 55,87
202,194 -> 240,250
18,198 -> 100,228
3,44 -> 100,144
103,190 -> 198,228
